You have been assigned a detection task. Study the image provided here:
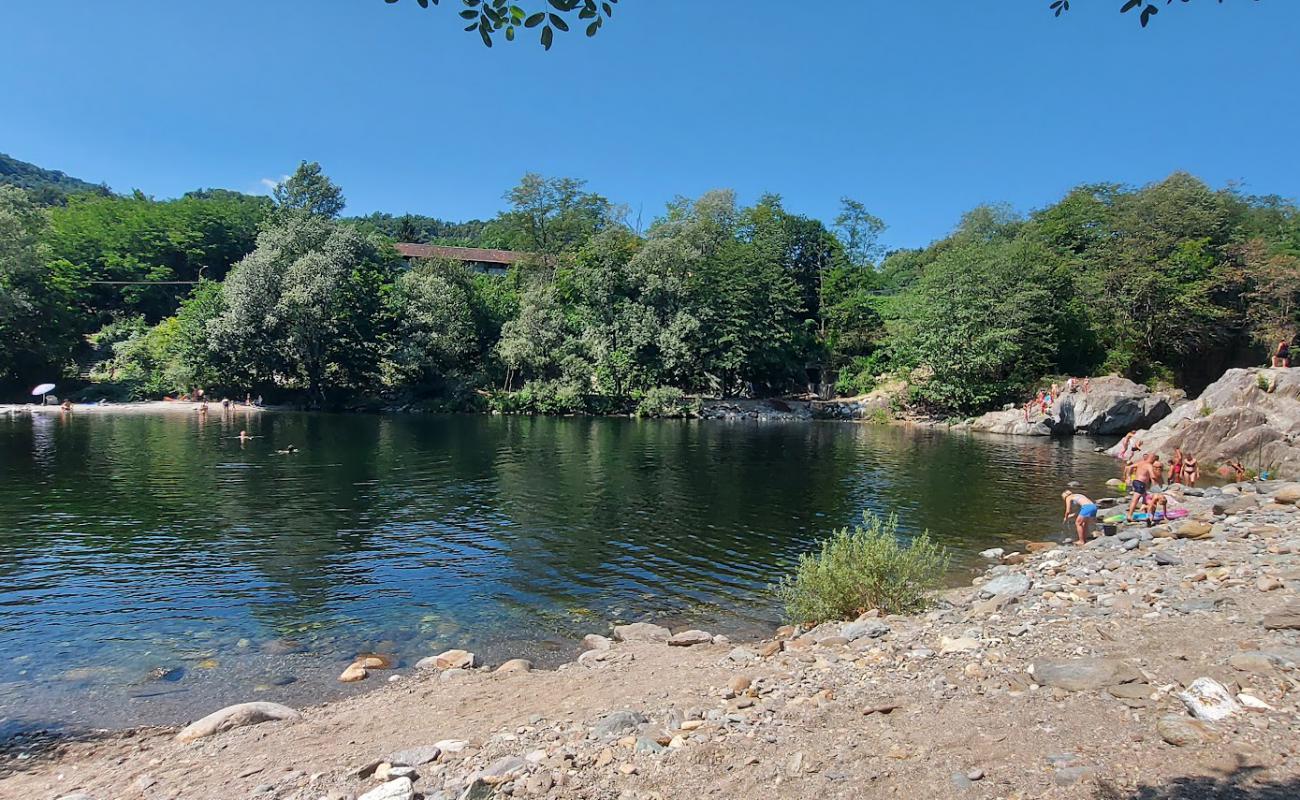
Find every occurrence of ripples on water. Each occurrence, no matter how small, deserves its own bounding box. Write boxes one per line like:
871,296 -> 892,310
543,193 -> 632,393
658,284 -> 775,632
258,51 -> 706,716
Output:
0,410 -> 1119,734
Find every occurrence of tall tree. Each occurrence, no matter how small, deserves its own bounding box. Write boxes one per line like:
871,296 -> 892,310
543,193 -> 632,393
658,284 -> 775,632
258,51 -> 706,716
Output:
273,161 -> 346,218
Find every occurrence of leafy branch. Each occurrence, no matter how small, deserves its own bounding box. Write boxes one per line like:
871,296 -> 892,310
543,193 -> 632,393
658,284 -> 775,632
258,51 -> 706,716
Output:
384,0 -> 617,49
1052,0 -> 1260,28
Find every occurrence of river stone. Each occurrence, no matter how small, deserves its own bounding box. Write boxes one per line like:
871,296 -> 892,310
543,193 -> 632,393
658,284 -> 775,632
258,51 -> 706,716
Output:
1030,658 -> 1142,692
591,709 -> 647,739
359,777 -> 414,800
494,658 -> 532,674
939,636 -> 981,654
979,548 -> 1004,560
667,629 -> 713,647
582,634 -> 612,651
432,649 -> 478,670
1270,483 -> 1300,504
1180,677 -> 1240,721
612,622 -> 671,642
1262,602 -> 1300,630
841,619 -> 890,641
175,701 -> 300,743
1153,551 -> 1182,566
1228,653 -> 1277,674
339,662 -> 369,682
1174,520 -> 1213,540
1157,715 -> 1213,747
389,744 -> 441,767
978,573 -> 1031,599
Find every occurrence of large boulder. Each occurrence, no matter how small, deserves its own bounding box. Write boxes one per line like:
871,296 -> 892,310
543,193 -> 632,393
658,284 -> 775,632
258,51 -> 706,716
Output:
1110,368 -> 1300,480
1029,658 -> 1144,692
1049,376 -> 1179,435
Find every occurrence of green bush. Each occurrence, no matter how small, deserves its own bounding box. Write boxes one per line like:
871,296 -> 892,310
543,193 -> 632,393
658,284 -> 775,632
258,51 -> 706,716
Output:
634,386 -> 699,418
774,512 -> 950,624
488,379 -> 588,415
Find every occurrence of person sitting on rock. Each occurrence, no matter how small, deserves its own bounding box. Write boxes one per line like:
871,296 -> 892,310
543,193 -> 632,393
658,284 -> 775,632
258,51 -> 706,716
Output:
1063,490 -> 1099,546
1125,455 -> 1158,523
1144,491 -> 1170,527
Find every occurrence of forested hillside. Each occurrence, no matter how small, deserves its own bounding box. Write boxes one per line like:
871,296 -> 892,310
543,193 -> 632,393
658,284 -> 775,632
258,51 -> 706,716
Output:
0,152 -> 111,205
1,159 -> 1296,414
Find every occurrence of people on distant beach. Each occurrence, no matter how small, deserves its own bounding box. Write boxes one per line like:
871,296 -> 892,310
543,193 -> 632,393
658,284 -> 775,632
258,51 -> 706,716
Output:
1066,376 -> 1077,394
245,393 -> 253,406
1218,458 -> 1248,482
1169,447 -> 1184,485
238,430 -> 251,443
1274,340 -> 1291,368
1082,376 -> 1091,393
60,399 -> 72,413
1125,454 -> 1158,523
1062,489 -> 1099,546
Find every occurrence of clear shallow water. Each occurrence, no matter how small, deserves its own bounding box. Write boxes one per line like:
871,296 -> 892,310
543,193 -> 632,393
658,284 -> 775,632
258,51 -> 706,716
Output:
0,410 -> 1118,736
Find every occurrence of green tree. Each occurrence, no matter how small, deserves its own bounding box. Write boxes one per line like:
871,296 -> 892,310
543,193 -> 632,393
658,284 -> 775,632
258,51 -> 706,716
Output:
210,214 -> 395,403
384,259 -> 481,391
0,186 -> 82,386
273,161 -> 346,218
484,173 -> 616,255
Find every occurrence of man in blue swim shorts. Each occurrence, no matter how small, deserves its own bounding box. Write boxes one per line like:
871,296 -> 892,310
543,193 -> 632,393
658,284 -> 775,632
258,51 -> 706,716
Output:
1063,490 -> 1099,546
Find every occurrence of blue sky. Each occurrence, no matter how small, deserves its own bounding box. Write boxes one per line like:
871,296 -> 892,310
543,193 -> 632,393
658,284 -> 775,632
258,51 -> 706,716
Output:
2,1 -> 1297,249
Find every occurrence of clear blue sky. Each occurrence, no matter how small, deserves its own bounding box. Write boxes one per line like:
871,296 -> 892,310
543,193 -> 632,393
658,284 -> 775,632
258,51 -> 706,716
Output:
2,1 -> 1297,249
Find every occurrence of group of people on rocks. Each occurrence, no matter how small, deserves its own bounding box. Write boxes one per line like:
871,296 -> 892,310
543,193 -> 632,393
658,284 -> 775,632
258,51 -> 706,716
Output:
1060,433 -> 1211,547
1023,376 -> 1091,421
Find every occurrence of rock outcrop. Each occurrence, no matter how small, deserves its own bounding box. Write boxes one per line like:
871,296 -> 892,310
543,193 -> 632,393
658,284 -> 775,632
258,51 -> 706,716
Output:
965,376 -> 1179,437
1109,367 -> 1300,480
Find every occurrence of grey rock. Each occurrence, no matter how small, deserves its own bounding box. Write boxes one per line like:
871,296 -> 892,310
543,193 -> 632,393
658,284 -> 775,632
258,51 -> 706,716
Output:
388,744 -> 441,767
979,573 -> 1031,599
1030,658 -> 1143,691
667,629 -> 713,647
1054,766 -> 1095,786
840,619 -> 890,641
634,736 -> 666,754
458,780 -> 494,800
476,755 -> 528,782
1153,551 -> 1182,566
591,709 -> 647,739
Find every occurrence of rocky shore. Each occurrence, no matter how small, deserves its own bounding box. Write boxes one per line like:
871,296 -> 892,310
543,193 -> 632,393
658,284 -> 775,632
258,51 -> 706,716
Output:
5,482 -> 1300,799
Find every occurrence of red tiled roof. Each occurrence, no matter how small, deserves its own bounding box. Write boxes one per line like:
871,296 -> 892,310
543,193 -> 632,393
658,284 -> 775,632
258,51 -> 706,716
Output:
395,243 -> 529,264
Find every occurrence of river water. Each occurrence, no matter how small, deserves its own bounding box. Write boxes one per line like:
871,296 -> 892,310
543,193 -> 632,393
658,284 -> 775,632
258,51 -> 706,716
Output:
0,410 -> 1119,737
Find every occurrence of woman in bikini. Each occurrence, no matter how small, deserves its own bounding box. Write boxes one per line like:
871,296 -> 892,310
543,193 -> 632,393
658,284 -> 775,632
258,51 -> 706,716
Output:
1182,453 -> 1199,487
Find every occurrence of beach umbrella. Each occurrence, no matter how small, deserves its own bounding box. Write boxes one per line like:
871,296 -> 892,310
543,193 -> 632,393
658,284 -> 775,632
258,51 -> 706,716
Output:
31,383 -> 56,404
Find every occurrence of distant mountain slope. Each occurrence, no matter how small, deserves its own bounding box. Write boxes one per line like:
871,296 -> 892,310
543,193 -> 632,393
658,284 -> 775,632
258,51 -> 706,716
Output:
0,152 -> 111,203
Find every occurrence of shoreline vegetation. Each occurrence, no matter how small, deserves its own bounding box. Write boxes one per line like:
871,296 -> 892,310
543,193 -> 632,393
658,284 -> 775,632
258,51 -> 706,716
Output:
3,160 -> 1298,429
4,481 -> 1299,799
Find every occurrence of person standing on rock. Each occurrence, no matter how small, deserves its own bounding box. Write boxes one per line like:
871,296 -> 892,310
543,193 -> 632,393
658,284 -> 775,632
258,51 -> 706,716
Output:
1126,455 -> 1158,523
1063,490 -> 1099,546
1169,448 -> 1185,485
1274,340 -> 1291,368
1183,453 -> 1199,487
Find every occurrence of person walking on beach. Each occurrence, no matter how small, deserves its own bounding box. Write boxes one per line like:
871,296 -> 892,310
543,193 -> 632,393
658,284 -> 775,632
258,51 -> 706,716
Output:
1126,454 -> 1158,523
1063,490 -> 1099,546
1183,453 -> 1199,487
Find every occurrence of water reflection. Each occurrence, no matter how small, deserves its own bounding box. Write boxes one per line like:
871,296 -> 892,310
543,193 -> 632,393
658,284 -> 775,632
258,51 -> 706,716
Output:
0,412 -> 1118,732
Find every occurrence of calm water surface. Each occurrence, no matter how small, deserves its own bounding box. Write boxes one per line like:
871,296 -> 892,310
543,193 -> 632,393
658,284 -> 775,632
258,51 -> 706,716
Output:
0,410 -> 1119,736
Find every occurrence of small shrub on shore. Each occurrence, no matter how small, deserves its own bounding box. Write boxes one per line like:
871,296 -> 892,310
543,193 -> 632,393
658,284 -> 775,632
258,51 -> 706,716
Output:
775,512 -> 950,624
634,386 -> 699,418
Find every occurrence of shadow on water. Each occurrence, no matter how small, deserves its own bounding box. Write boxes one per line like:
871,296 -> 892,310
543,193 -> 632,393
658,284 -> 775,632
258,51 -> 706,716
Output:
1094,758 -> 1300,800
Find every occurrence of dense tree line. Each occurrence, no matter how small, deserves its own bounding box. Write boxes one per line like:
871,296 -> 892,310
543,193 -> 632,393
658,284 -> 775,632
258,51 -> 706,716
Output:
2,161 -> 1296,416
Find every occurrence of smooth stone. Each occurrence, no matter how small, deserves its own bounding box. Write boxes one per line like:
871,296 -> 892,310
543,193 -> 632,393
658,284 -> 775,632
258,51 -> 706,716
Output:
339,663 -> 369,682
354,653 -> 396,669
389,744 -> 442,766
939,636 -> 981,654
1262,602 -> 1300,630
1157,715 -> 1212,747
727,647 -> 759,663
476,755 -> 527,784
432,649 -> 478,670
840,619 -> 890,641
667,630 -> 714,647
175,701 -> 300,743
612,622 -> 671,642
634,736 -> 666,754
494,658 -> 532,674
979,573 -> 1031,599
1153,551 -> 1182,566
358,777 -> 414,800
581,634 -> 612,651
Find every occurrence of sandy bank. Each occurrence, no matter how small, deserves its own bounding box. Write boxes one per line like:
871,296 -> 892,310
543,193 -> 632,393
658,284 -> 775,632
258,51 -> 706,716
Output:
1,401 -> 270,416
3,483 -> 1300,799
